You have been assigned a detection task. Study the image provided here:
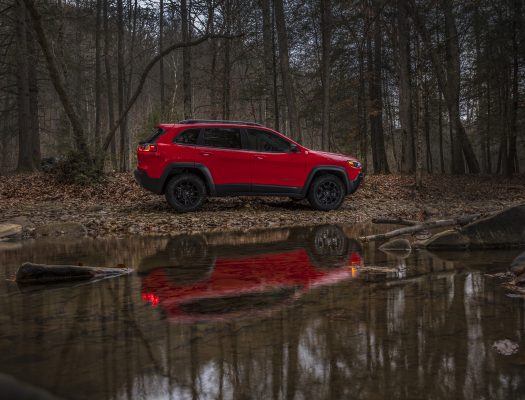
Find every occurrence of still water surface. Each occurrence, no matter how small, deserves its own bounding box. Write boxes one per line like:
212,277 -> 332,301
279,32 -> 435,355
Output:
1,224 -> 525,399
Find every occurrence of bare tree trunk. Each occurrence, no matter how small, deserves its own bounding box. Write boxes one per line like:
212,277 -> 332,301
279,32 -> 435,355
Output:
486,81 -> 492,174
181,0 -> 193,119
22,0 -> 89,158
208,0 -> 219,120
368,5 -> 389,174
438,91 -> 445,173
320,0 -> 331,151
271,2 -> 280,131
103,0 -> 117,170
398,0 -> 414,173
94,0 -> 102,152
260,0 -> 274,127
415,45 -> 423,189
358,44 -> 368,170
16,0 -> 32,171
274,0 -> 301,141
159,0 -> 165,115
443,0 -> 464,174
26,5 -> 40,169
221,0 -> 231,120
117,0 -> 129,171
507,0 -> 521,177
424,81 -> 432,173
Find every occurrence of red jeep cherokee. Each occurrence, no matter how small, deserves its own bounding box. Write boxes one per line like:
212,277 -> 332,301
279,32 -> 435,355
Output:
134,120 -> 363,212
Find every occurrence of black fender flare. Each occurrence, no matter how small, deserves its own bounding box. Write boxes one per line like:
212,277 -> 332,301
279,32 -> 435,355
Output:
161,163 -> 216,195
301,166 -> 351,196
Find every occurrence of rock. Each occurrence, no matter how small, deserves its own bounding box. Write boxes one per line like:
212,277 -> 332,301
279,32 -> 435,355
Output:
379,238 -> 412,251
422,230 -> 471,249
0,373 -> 63,400
423,204 -> 525,249
16,262 -> 132,284
0,223 -> 22,240
510,251 -> 525,276
34,222 -> 87,238
492,339 -> 519,356
6,216 -> 33,229
515,272 -> 525,286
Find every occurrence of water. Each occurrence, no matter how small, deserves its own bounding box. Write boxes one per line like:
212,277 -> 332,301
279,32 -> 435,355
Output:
1,224 -> 525,400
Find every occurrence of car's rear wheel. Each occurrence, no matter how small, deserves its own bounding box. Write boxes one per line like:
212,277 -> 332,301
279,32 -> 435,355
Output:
307,174 -> 345,211
165,173 -> 206,212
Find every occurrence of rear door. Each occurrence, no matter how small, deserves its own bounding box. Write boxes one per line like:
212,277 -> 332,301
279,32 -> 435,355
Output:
194,126 -> 251,192
246,128 -> 307,190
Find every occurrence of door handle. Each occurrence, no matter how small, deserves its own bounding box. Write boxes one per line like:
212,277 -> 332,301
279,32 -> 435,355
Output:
200,152 -> 212,156
254,155 -> 265,160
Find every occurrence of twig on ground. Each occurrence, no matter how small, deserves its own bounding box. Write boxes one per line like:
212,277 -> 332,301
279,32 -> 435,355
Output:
360,213 -> 485,242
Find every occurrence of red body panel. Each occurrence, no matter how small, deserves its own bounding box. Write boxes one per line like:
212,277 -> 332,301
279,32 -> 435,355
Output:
195,146 -> 251,185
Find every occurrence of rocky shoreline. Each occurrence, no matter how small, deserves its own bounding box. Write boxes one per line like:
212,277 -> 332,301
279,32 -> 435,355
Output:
1,173 -> 525,239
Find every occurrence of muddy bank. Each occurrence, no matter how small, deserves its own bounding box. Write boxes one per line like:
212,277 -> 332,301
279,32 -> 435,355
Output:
1,173 -> 525,238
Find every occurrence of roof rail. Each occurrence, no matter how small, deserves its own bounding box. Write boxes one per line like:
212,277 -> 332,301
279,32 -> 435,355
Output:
178,119 -> 263,127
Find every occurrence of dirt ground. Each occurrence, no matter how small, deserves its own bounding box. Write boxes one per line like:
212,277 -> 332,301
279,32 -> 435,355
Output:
1,173 -> 525,238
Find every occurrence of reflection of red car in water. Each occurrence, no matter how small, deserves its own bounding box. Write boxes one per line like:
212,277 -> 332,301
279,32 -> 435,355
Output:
140,225 -> 362,322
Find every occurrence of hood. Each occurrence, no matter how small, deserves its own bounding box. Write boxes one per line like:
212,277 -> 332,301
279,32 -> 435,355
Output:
309,149 -> 357,162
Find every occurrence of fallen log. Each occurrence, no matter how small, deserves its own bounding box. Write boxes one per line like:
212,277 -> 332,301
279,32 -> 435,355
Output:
16,262 -> 132,284
359,214 -> 484,242
372,217 -> 419,226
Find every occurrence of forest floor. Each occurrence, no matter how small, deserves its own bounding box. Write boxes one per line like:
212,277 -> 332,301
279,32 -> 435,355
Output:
1,172 -> 525,238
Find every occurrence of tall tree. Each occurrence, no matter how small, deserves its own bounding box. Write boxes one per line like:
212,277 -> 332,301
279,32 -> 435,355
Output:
103,0 -> 117,169
159,0 -> 165,115
181,0 -> 193,119
274,0 -> 301,142
260,0 -> 275,128
397,0 -> 414,173
15,0 -> 32,171
368,4 -> 389,174
320,0 -> 332,150
94,0 -> 102,151
117,0 -> 129,171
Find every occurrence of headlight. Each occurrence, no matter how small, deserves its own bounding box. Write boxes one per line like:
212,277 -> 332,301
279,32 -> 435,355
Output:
347,160 -> 362,168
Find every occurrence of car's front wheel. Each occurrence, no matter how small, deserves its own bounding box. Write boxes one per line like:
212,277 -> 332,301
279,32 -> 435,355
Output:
307,174 -> 345,211
165,173 -> 206,212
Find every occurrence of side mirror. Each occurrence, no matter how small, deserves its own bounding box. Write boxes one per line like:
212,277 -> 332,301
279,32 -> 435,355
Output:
290,144 -> 300,153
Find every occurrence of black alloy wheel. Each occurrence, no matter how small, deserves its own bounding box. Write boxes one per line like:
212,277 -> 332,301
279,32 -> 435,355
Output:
307,174 -> 345,211
165,173 -> 206,212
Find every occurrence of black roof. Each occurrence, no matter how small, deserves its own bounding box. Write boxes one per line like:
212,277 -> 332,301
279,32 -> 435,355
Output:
178,119 -> 263,127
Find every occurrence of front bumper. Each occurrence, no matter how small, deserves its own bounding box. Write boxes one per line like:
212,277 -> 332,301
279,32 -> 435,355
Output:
134,169 -> 163,194
348,172 -> 364,195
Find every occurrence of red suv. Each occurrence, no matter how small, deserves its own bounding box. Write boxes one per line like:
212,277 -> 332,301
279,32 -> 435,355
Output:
134,120 -> 363,212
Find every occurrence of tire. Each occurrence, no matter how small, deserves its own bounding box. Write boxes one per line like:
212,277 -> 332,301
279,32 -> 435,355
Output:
307,174 -> 345,211
165,173 -> 206,212
307,225 -> 349,268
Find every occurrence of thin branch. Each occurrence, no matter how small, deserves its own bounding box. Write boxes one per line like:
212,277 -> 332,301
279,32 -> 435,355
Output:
99,33 -> 240,159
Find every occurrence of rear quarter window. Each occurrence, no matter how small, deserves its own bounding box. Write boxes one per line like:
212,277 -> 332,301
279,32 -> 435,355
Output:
174,128 -> 200,145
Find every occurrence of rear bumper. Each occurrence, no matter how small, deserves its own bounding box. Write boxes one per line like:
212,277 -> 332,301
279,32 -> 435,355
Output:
134,169 -> 163,194
348,172 -> 364,195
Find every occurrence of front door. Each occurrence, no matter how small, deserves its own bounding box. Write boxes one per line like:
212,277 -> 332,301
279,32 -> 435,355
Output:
194,126 -> 251,193
245,128 -> 307,191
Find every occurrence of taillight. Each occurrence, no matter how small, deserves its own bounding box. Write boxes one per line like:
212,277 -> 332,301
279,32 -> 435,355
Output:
139,143 -> 157,152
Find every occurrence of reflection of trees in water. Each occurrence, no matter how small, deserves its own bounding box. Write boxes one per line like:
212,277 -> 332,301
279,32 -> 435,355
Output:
1,250 -> 525,399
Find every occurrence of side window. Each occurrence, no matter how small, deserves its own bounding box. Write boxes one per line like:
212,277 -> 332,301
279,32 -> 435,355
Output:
174,128 -> 200,145
246,129 -> 291,153
202,128 -> 241,149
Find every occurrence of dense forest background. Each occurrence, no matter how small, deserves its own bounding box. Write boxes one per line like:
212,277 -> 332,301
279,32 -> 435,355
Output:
0,0 -> 523,178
